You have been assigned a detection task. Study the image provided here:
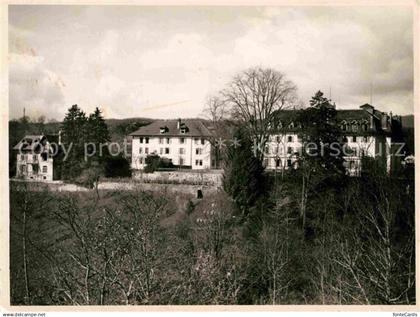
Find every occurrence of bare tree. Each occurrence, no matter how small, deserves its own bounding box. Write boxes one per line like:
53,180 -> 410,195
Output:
202,95 -> 234,169
192,191 -> 243,304
332,179 -> 415,304
50,188 -> 168,305
222,67 -> 297,160
250,179 -> 299,305
10,182 -> 52,305
204,95 -> 227,128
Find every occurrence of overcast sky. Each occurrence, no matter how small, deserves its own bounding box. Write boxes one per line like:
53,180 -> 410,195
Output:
9,5 -> 413,121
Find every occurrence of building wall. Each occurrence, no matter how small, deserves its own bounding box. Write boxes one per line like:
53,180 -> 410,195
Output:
264,133 -> 301,169
265,132 -> 391,175
16,152 -> 53,181
131,136 -> 212,170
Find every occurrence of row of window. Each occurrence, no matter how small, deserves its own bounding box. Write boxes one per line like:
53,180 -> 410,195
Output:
20,154 -> 48,162
266,146 -> 296,155
139,147 -> 152,155
264,158 -> 295,168
270,122 -> 301,129
20,164 -> 48,173
267,140 -> 370,156
271,135 -> 370,144
346,136 -> 369,143
270,121 -> 369,132
271,158 -> 369,169
139,137 -> 150,144
271,135 -> 300,143
340,122 -> 369,132
139,137 -> 206,145
137,157 -> 204,167
139,147 -> 204,155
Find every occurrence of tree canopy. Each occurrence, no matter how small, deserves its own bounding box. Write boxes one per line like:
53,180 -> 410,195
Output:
221,67 -> 298,160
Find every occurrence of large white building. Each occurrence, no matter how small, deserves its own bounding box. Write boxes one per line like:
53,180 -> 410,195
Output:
129,104 -> 396,175
130,119 -> 213,170
13,134 -> 60,181
264,104 -> 394,176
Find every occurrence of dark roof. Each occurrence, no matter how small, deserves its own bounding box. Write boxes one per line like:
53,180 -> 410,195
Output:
130,119 -> 212,137
271,107 -> 384,134
274,109 -> 371,122
273,109 -> 301,121
13,134 -> 59,151
336,110 -> 371,121
13,135 -> 45,151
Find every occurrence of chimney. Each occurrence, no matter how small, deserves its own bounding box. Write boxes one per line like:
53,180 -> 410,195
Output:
177,118 -> 181,129
58,130 -> 62,145
381,113 -> 388,130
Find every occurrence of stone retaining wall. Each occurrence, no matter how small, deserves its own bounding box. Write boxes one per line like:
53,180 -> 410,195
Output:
10,179 -> 219,197
132,170 -> 223,187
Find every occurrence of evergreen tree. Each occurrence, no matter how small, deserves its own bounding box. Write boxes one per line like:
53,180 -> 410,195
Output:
298,90 -> 345,176
61,105 -> 87,179
87,107 -> 111,145
61,104 -> 87,146
86,107 -> 111,164
223,127 -> 265,217
295,91 -> 346,237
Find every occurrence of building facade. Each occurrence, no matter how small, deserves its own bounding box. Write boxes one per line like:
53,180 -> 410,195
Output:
14,134 -> 60,181
264,104 -> 394,176
130,119 -> 213,170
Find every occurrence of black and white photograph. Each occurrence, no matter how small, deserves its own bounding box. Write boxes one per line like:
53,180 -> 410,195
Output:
2,1 -> 417,311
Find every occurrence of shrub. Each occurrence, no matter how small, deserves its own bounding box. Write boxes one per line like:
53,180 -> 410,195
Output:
144,154 -> 174,173
73,166 -> 102,188
104,154 -> 132,177
186,199 -> 195,215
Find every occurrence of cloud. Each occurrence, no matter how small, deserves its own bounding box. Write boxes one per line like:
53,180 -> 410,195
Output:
224,7 -> 413,113
64,30 -> 217,119
8,6 -> 414,121
9,52 -> 66,120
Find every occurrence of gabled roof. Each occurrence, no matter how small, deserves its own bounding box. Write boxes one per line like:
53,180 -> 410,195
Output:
13,134 -> 59,152
13,135 -> 45,151
130,119 -> 212,137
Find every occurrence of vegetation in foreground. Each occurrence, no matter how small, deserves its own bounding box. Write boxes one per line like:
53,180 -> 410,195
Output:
10,161 -> 414,305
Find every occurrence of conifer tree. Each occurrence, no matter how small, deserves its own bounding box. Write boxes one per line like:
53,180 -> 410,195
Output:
87,107 -> 110,145
300,90 -> 345,175
86,107 -> 111,164
223,127 -> 265,216
296,91 -> 345,236
61,105 -> 87,179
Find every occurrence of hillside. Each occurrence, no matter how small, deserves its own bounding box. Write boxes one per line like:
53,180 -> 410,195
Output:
9,117 -> 154,144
